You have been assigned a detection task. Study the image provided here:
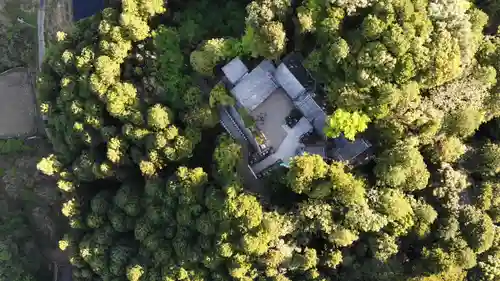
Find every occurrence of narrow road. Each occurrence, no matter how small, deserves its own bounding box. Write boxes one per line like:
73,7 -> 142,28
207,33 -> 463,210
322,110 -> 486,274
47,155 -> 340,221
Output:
37,0 -> 45,71
37,3 -> 68,280
36,0 -> 51,138
44,248 -> 72,281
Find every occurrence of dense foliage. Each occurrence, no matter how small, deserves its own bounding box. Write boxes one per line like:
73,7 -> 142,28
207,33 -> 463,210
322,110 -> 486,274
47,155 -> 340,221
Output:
0,0 -> 37,71
37,0 -> 500,281
0,206 -> 41,281
0,138 -> 63,281
37,0 -> 219,180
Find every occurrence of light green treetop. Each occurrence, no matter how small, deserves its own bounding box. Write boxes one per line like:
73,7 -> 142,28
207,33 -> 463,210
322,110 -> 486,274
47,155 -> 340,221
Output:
324,109 -> 371,140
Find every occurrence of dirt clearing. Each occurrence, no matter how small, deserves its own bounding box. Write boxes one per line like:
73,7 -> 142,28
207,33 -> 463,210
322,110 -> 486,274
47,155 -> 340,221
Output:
0,69 -> 37,138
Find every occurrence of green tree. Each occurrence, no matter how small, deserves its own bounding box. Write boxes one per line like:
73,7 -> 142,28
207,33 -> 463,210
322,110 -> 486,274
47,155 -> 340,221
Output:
323,250 -> 342,269
328,162 -> 367,206
152,26 -> 187,106
242,0 -> 290,59
126,264 -> 144,281
147,104 -> 172,130
375,139 -> 430,192
209,83 -> 235,108
0,209 -> 41,281
286,154 -> 329,194
37,154 -> 62,176
252,21 -> 287,59
444,107 -> 484,138
0,0 -> 37,71
328,226 -> 358,247
368,233 -> 399,262
468,142 -> 500,177
213,134 -> 242,181
460,206 -> 495,254
475,182 -> 495,211
324,109 -> 371,140
190,38 -> 241,75
430,136 -> 466,164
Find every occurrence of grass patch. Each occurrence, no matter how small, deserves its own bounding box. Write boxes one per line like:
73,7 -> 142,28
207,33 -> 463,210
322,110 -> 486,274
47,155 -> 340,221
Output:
0,139 -> 31,155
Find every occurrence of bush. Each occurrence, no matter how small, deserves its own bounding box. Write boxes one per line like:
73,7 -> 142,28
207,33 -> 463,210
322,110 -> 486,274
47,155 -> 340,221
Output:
0,139 -> 30,155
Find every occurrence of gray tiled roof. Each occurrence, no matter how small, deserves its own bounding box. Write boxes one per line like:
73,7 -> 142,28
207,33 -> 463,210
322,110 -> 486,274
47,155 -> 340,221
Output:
222,57 -> 249,85
303,145 -> 326,158
274,63 -> 305,100
330,136 -> 371,161
258,60 -> 277,74
230,60 -> 278,111
293,94 -> 327,135
312,115 -> 326,137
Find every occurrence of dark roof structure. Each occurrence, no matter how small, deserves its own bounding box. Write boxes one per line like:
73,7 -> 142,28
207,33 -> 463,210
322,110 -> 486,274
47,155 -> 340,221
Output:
303,144 -> 326,158
293,94 -> 327,137
329,135 -> 372,162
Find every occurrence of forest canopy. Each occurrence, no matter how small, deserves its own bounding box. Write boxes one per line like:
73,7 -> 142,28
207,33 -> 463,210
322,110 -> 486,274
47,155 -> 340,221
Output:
36,0 -> 500,281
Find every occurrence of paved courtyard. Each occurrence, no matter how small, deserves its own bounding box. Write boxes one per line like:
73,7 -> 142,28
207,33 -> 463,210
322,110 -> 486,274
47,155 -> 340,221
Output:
252,117 -> 312,174
250,88 -> 294,149
0,69 -> 37,138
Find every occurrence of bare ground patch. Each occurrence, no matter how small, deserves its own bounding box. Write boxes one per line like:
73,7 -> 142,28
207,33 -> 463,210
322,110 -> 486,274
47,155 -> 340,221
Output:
0,69 -> 37,138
